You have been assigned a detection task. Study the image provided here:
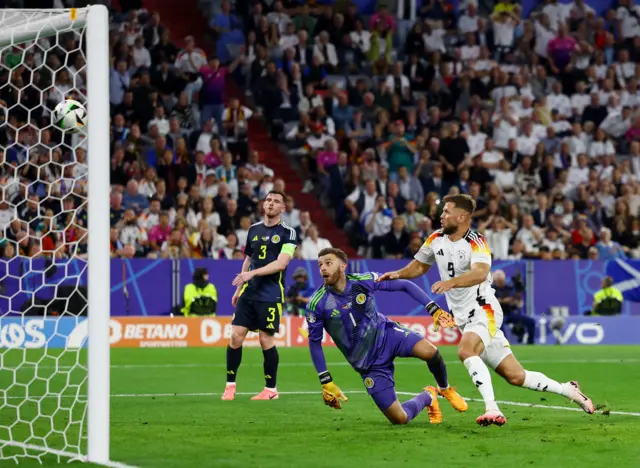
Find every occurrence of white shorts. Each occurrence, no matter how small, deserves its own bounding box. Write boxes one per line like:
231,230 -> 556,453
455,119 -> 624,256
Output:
458,295 -> 513,369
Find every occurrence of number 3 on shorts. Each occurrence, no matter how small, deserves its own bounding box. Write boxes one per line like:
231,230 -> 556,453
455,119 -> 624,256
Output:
267,307 -> 276,322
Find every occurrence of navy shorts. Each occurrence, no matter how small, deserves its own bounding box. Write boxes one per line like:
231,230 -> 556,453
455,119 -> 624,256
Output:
232,295 -> 282,335
360,322 -> 423,411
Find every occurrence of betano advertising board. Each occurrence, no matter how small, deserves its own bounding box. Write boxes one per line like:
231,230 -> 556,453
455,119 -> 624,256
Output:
0,316 -> 460,349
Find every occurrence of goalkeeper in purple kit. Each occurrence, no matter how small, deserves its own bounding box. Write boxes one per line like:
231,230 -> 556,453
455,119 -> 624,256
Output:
306,248 -> 468,425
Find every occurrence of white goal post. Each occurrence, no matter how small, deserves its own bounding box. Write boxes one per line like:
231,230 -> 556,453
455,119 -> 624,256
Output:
0,5 -> 112,466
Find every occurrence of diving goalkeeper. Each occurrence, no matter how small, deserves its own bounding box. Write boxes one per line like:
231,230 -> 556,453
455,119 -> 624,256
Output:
306,248 -> 467,425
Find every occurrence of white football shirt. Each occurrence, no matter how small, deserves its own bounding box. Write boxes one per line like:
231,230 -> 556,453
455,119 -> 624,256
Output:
415,229 -> 495,323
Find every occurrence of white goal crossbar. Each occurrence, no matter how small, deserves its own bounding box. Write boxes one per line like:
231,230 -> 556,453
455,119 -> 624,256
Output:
0,8 -> 89,48
0,5 -> 112,466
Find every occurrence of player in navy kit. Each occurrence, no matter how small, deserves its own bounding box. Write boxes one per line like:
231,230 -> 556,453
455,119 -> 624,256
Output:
306,248 -> 468,425
223,191 -> 297,401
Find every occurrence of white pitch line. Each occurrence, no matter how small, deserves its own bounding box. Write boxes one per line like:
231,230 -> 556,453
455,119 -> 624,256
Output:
0,439 -> 138,468
394,392 -> 640,418
6,358 -> 640,371
2,390 -> 639,418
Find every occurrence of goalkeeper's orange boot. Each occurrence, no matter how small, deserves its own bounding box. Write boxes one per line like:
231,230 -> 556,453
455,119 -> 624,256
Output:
251,388 -> 279,400
424,387 -> 443,424
437,386 -> 469,412
221,384 -> 236,401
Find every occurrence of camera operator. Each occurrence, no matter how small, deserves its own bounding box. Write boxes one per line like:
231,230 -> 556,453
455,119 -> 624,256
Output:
285,267 -> 314,316
493,269 -> 535,344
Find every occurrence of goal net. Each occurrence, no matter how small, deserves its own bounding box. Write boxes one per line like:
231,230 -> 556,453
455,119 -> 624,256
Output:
0,6 -> 112,466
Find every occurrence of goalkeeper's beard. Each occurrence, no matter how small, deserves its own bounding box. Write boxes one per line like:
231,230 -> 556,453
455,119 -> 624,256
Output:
323,270 -> 342,286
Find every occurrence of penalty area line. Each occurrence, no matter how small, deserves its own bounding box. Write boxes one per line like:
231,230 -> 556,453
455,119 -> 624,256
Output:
0,439 -> 138,468
120,390 -> 640,418
90,390 -> 640,418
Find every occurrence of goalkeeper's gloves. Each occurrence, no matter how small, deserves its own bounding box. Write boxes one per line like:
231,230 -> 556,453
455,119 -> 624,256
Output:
426,301 -> 456,331
319,371 -> 348,409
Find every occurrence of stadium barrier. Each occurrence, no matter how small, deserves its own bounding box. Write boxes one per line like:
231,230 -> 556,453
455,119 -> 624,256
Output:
1,315 -> 640,348
0,316 -> 460,348
2,258 -> 640,317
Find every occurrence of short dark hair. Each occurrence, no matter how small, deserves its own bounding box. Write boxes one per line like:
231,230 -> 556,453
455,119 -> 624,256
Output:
266,190 -> 286,202
318,248 -> 348,264
442,194 -> 476,214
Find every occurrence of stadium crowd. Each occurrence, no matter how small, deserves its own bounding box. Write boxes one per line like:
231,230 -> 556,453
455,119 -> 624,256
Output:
1,0 -> 640,264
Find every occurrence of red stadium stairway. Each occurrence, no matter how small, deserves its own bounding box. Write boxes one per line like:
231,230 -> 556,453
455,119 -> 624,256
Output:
225,85 -> 357,256
140,0 -> 208,48
143,0 -> 356,256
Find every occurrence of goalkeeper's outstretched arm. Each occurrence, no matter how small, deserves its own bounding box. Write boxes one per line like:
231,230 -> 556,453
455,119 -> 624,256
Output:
374,277 -> 456,328
376,260 -> 431,282
307,307 -> 348,409
375,277 -> 434,306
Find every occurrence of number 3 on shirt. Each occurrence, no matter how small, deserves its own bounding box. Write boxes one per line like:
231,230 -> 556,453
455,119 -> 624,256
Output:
259,245 -> 267,259
447,262 -> 455,278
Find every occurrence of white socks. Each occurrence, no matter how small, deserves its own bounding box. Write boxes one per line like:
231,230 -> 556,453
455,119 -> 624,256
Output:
463,356 -> 499,412
522,370 -> 571,397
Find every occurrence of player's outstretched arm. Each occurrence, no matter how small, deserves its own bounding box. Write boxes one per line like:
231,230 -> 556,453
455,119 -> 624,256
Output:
376,259 -> 431,282
308,307 -> 347,410
375,278 -> 455,329
376,277 -> 434,304
432,262 -> 490,294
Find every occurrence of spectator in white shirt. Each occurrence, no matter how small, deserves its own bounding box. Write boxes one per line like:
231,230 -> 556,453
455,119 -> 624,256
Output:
423,23 -> 447,53
479,138 -> 504,176
547,81 -> 572,119
567,122 -> 588,158
281,196 -> 301,229
466,121 -> 487,157
621,78 -> 640,109
492,99 -> 519,150
313,31 -> 339,72
567,153 -> 590,190
588,128 -> 615,160
279,21 -> 299,51
517,122 -> 540,157
515,215 -> 544,256
350,20 -> 371,57
491,8 -> 519,54
617,0 -> 640,43
458,3 -> 480,34
345,179 -> 379,222
600,105 -> 633,139
541,0 -> 562,31
534,13 -> 555,59
479,215 -> 516,260
570,81 -> 590,118
132,36 -> 152,69
148,105 -> 170,136
235,216 -> 251,249
267,0 -> 290,34
174,36 -> 207,103
300,225 -> 332,260
460,33 -> 480,64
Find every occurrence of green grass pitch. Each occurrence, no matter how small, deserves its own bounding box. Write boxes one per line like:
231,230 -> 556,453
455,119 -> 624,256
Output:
1,345 -> 640,467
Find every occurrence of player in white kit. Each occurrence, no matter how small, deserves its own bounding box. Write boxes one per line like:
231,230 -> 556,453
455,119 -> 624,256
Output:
377,194 -> 595,426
